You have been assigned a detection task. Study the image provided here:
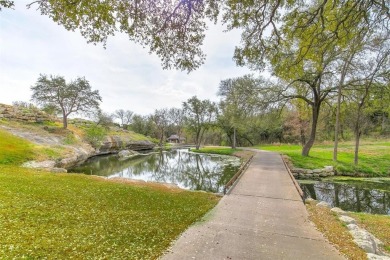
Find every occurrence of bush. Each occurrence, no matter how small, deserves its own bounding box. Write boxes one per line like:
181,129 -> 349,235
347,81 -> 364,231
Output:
84,125 -> 107,148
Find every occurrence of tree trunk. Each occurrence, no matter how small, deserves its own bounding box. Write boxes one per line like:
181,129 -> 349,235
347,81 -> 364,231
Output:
62,113 -> 68,129
159,129 -> 164,147
232,127 -> 237,149
333,84 -> 342,161
195,129 -> 202,150
381,112 -> 386,134
334,53 -> 353,161
302,102 -> 320,156
299,122 -> 306,146
354,125 -> 361,166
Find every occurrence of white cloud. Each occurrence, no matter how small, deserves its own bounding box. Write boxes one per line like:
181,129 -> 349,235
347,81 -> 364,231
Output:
0,1 -> 253,115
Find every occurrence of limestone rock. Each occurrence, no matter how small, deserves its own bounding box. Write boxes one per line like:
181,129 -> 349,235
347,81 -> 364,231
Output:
50,168 -> 67,173
330,207 -> 346,215
316,201 -> 331,208
347,223 -> 359,231
118,149 -> 139,159
324,166 -> 334,172
348,225 -> 380,254
339,215 -> 356,224
367,253 -> 390,260
98,137 -> 154,154
292,168 -> 306,174
22,160 -> 56,169
319,172 -> 328,177
313,169 -> 322,173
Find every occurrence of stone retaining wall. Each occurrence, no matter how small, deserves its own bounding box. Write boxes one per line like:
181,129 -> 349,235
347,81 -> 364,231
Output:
0,103 -> 54,123
292,166 -> 335,179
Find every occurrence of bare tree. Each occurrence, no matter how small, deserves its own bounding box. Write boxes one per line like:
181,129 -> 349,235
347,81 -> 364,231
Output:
113,109 -> 133,127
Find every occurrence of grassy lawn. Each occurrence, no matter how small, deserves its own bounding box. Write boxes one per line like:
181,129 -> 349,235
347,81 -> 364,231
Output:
350,212 -> 390,253
0,166 -> 219,259
256,141 -> 390,176
191,147 -> 241,156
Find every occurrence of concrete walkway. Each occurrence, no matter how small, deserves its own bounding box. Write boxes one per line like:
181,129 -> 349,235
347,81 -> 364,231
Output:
162,150 -> 345,260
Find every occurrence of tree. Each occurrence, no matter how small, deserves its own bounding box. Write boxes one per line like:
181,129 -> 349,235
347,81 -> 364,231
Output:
31,74 -> 102,129
223,0 -> 389,156
152,108 -> 170,147
183,96 -> 217,149
129,114 -> 156,137
123,110 -> 134,127
114,109 -> 134,127
0,0 -> 13,10
12,1 -> 386,72
26,0 -> 219,72
218,75 -> 262,148
167,108 -> 185,140
346,45 -> 389,165
93,109 -> 114,129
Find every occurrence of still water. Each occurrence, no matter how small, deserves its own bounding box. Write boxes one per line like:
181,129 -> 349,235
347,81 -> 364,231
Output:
70,149 -> 241,193
300,179 -> 390,215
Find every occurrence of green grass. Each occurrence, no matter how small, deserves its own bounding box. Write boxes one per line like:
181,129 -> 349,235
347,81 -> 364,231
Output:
0,166 -> 219,259
350,212 -> 390,253
0,128 -> 35,165
191,147 -> 241,156
0,128 -> 68,165
256,141 -> 390,176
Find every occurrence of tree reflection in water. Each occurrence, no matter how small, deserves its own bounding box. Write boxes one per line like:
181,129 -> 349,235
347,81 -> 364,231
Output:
70,149 -> 241,193
300,181 -> 390,215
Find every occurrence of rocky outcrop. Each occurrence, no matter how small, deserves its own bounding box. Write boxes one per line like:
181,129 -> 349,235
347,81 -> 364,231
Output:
97,136 -> 154,154
0,103 -> 54,123
57,146 -> 96,168
292,166 -> 335,179
22,160 -> 67,173
118,149 -> 140,159
311,200 -> 390,259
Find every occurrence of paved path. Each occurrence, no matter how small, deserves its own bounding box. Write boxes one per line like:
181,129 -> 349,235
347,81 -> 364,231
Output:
162,150 -> 345,260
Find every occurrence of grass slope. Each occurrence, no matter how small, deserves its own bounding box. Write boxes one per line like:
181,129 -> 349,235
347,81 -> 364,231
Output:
0,166 -> 219,259
305,201 -> 367,259
256,141 -> 390,176
350,212 -> 390,253
0,128 -> 36,165
0,127 -> 67,165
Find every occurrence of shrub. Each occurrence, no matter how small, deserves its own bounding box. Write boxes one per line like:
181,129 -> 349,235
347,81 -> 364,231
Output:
84,125 -> 107,148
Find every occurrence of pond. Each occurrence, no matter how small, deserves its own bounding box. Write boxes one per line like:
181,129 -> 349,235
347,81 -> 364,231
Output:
299,178 -> 390,215
70,149 -> 241,193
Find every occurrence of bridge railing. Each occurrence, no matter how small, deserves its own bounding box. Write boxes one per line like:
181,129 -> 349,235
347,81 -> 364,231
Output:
223,155 -> 254,195
280,155 -> 305,202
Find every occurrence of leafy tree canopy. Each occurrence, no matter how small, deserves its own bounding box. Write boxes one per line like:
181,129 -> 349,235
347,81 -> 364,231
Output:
0,0 -> 13,10
3,0 -> 385,72
31,74 -> 102,128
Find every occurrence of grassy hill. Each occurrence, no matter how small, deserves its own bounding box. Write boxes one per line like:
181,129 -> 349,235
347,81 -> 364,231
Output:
0,108 -> 219,258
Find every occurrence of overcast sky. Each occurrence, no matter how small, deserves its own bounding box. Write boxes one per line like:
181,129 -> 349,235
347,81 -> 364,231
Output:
0,1 -> 253,115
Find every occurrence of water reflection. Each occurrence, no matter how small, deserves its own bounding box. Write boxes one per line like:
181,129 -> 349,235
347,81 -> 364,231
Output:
300,181 -> 390,215
70,149 -> 241,193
